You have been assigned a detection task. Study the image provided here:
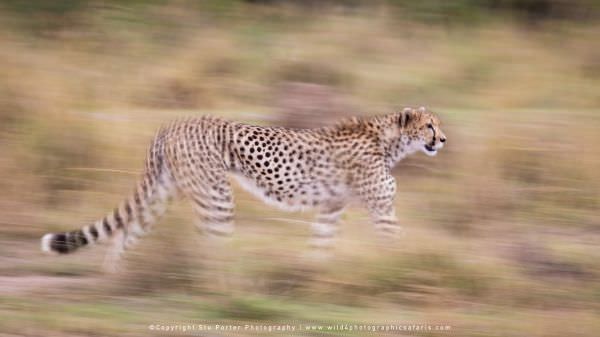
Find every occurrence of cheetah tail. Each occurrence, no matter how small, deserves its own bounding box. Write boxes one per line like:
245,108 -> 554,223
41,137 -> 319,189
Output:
40,135 -> 174,255
40,170 -> 171,255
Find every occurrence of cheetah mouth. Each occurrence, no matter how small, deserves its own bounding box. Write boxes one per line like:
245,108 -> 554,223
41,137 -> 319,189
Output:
423,144 -> 438,156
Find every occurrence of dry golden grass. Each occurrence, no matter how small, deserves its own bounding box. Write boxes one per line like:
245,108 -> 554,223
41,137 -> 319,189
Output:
0,3 -> 599,337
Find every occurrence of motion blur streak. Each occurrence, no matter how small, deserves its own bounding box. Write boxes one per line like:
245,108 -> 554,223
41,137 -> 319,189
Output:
0,1 -> 598,336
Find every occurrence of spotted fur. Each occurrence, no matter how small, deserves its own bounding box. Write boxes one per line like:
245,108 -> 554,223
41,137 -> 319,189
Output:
41,106 -> 446,257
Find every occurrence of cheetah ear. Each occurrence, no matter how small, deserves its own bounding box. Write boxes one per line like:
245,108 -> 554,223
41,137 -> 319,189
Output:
400,107 -> 413,128
417,106 -> 426,113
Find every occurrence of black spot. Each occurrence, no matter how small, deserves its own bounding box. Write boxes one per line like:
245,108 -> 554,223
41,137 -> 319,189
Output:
134,191 -> 142,206
66,232 -> 78,251
75,230 -> 88,245
125,203 -> 133,218
51,233 -> 70,254
103,218 -> 112,235
89,225 -> 99,239
114,209 -> 123,228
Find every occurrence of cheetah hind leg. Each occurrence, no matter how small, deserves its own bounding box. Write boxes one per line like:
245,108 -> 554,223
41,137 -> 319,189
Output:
101,183 -> 173,273
185,175 -> 236,293
102,230 -> 126,273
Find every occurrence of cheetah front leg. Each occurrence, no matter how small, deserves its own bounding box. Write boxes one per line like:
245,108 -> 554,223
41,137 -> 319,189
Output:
303,201 -> 346,261
353,166 -> 405,242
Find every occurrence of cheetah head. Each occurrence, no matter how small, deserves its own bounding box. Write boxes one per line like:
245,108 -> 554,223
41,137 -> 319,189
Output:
399,106 -> 446,157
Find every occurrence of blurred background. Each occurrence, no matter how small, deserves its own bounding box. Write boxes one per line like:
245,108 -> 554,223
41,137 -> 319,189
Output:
0,1 -> 599,336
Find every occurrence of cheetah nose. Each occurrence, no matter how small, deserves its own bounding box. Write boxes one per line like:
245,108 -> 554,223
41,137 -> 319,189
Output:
440,137 -> 446,143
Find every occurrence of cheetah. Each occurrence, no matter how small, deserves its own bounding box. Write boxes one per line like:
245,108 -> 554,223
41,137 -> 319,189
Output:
41,106 -> 446,258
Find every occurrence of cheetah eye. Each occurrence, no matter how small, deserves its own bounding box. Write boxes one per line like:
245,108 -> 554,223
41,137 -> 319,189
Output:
427,123 -> 433,129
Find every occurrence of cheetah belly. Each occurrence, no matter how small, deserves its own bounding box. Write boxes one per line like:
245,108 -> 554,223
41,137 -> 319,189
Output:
231,173 -> 300,211
231,173 -> 347,212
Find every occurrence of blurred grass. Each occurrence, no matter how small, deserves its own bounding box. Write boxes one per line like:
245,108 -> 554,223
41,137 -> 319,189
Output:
0,1 -> 599,337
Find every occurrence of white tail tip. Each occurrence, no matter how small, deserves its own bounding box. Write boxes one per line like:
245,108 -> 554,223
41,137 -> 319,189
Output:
41,233 -> 55,254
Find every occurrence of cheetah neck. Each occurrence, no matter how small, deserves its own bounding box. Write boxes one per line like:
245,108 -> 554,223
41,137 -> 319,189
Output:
385,136 -> 419,168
